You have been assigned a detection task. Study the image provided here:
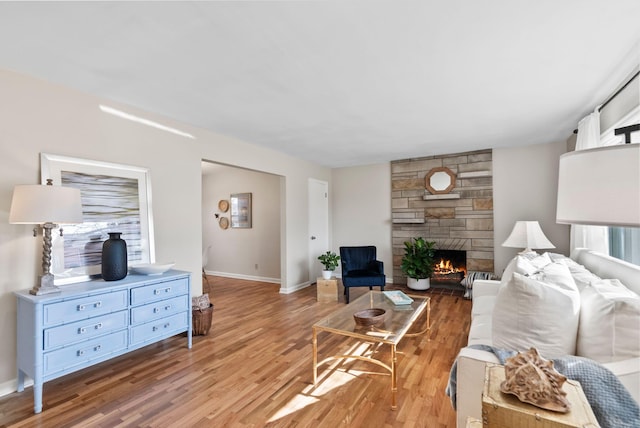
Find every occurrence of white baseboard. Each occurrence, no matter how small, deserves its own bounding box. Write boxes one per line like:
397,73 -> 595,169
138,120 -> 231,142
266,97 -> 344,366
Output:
203,270 -> 280,284
0,376 -> 32,398
279,281 -> 311,294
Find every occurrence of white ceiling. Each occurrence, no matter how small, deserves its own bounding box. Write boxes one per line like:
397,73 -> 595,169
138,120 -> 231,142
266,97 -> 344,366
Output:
1,1 -> 639,168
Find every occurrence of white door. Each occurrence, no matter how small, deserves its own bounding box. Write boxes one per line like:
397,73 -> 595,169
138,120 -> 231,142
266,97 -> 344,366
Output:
308,179 -> 329,283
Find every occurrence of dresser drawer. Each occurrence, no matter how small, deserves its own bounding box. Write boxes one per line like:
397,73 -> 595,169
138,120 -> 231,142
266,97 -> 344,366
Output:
130,295 -> 188,326
43,310 -> 128,351
43,290 -> 128,327
43,330 -> 128,377
130,312 -> 188,346
130,278 -> 189,305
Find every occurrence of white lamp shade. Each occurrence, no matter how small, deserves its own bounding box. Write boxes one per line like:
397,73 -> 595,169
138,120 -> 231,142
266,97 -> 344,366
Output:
502,221 -> 555,251
557,144 -> 640,227
9,184 -> 83,224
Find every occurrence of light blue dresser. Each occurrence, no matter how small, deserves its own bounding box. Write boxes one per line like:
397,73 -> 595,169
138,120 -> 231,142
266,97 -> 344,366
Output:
14,270 -> 192,413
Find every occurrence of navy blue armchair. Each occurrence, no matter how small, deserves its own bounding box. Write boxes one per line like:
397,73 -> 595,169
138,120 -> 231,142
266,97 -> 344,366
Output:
339,246 -> 386,303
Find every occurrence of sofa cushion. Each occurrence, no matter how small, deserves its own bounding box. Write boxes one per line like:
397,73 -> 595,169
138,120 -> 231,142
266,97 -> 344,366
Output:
578,278 -> 640,363
492,262 -> 580,358
548,252 -> 601,290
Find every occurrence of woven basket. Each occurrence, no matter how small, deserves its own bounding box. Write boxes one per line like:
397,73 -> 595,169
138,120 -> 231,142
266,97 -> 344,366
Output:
192,304 -> 214,336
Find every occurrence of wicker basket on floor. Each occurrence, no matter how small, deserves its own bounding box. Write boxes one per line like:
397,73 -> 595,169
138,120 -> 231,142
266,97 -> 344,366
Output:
192,304 -> 214,336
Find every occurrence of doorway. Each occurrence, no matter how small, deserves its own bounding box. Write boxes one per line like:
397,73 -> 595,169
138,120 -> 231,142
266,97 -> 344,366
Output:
308,178 -> 329,282
201,161 -> 282,287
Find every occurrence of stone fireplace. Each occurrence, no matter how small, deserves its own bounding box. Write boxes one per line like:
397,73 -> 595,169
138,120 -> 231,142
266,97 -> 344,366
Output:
391,149 -> 494,286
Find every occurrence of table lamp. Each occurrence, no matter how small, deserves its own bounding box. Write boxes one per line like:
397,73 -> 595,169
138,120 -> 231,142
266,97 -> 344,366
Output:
502,221 -> 555,254
9,179 -> 83,295
557,143 -> 640,227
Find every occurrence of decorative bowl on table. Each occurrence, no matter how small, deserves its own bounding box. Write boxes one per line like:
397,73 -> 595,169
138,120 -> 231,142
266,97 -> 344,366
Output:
129,262 -> 175,275
353,308 -> 386,327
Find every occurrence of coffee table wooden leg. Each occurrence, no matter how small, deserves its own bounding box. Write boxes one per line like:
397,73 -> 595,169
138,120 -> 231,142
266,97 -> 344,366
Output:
391,343 -> 397,410
312,328 -> 318,385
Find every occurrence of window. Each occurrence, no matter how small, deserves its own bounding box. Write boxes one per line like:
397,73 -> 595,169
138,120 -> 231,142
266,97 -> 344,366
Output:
609,227 -> 640,266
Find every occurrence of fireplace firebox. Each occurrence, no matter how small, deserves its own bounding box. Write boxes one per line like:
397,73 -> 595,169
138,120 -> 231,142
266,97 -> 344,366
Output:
431,250 -> 466,287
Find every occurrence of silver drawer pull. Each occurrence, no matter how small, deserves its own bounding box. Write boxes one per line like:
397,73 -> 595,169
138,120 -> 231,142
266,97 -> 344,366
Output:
154,287 -> 171,295
152,322 -> 170,332
77,301 -> 102,311
154,304 -> 171,314
77,344 -> 101,357
78,323 -> 103,335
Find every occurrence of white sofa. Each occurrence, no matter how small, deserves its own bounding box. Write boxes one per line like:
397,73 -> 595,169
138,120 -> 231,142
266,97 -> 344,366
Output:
454,248 -> 640,428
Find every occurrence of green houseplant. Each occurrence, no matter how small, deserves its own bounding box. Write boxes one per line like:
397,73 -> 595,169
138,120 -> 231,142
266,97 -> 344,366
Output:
401,237 -> 436,290
318,251 -> 340,279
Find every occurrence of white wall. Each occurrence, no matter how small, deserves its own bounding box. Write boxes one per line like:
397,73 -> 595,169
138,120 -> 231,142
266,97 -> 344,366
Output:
493,140 -> 571,274
0,69 -> 330,392
332,163 -> 392,279
202,164 -> 281,282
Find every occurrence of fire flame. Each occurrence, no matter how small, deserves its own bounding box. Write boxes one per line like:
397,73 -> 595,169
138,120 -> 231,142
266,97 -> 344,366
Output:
433,258 -> 465,275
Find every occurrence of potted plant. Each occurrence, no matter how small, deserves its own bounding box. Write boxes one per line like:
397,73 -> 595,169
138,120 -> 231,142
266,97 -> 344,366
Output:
401,237 -> 436,290
318,251 -> 340,280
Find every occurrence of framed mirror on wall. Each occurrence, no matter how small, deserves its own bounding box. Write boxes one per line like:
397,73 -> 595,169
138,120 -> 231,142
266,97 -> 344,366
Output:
230,192 -> 252,228
425,167 -> 456,194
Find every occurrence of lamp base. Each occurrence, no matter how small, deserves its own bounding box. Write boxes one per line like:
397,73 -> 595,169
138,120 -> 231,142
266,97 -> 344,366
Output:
29,273 -> 61,296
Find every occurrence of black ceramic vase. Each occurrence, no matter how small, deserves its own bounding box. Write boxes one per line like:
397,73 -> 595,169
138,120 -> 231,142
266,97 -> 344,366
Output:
102,232 -> 127,281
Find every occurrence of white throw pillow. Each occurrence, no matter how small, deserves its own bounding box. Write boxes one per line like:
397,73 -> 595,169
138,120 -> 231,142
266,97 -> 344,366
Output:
492,262 -> 580,358
577,279 -> 640,363
499,252 -> 552,288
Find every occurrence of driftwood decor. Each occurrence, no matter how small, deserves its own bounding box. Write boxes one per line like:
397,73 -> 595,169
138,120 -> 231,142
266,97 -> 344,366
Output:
500,348 -> 571,413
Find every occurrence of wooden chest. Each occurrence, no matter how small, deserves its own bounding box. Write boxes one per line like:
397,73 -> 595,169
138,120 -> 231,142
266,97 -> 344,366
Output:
317,277 -> 338,302
482,364 -> 599,428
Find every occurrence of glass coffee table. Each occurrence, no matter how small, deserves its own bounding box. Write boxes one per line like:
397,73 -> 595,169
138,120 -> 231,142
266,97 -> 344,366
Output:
312,291 -> 431,409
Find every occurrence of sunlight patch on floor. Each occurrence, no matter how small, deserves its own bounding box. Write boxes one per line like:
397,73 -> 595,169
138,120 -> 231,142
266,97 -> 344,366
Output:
267,341 -> 383,422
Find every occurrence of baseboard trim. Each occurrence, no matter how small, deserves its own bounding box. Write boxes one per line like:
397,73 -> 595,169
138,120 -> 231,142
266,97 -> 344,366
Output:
0,377 -> 32,398
279,281 -> 311,294
204,270 -> 280,284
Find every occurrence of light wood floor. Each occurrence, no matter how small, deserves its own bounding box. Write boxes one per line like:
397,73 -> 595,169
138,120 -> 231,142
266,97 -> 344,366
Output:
0,277 -> 471,428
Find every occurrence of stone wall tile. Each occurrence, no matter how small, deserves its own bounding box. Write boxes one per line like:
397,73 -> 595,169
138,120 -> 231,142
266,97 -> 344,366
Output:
458,161 -> 492,172
473,198 -> 493,210
468,153 -> 492,162
459,177 -> 492,187
466,218 -> 494,230
392,198 -> 409,209
426,207 -> 455,219
391,158 -> 442,173
467,259 -> 494,272
392,178 -> 424,190
472,238 -> 494,247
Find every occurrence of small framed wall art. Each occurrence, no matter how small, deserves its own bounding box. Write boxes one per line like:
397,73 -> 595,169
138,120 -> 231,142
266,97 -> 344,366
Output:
230,192 -> 252,228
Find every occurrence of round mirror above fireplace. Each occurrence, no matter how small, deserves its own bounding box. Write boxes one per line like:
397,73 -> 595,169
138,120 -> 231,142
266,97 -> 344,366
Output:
425,167 -> 456,194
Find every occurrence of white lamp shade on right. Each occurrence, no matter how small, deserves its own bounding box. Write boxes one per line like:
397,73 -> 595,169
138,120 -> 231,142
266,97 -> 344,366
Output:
556,143 -> 640,227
